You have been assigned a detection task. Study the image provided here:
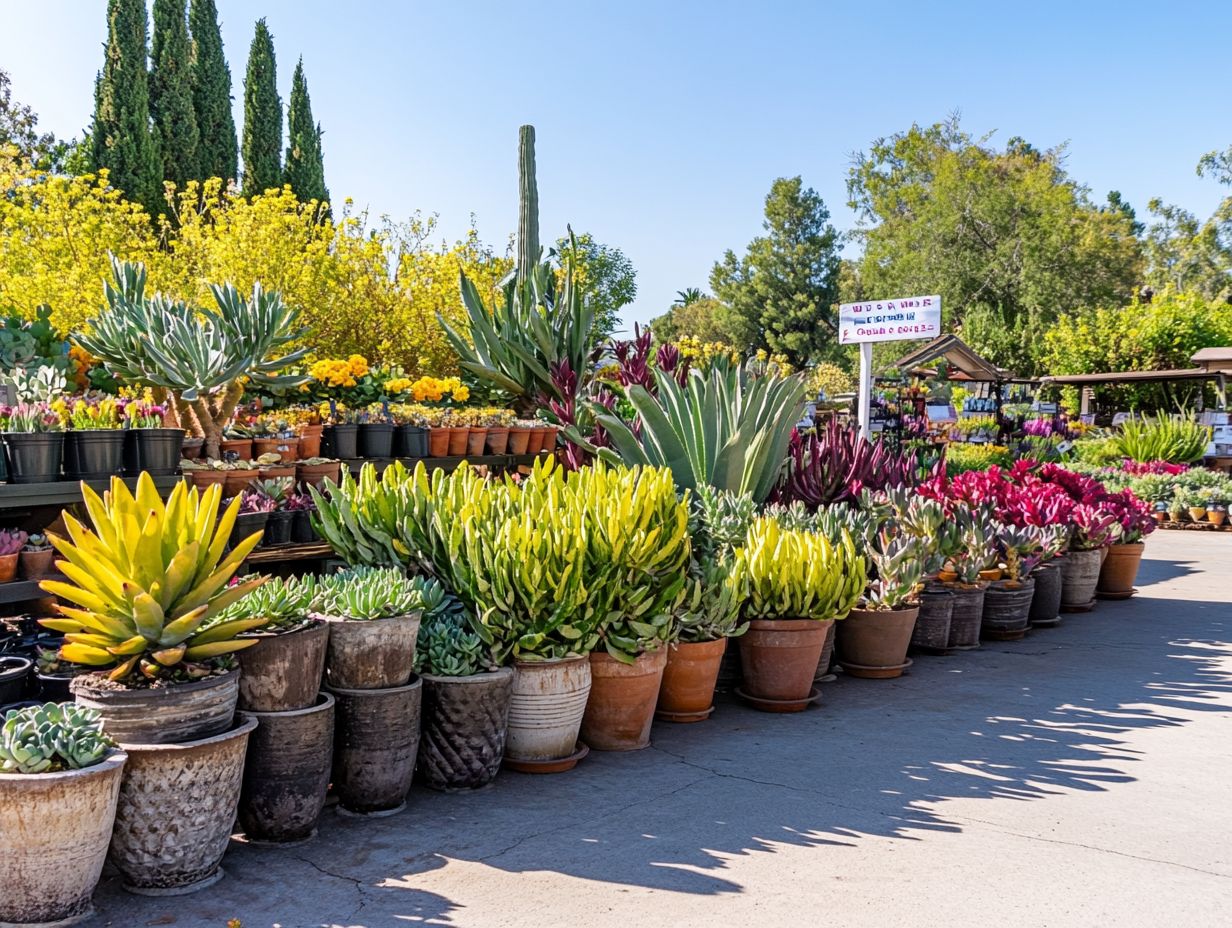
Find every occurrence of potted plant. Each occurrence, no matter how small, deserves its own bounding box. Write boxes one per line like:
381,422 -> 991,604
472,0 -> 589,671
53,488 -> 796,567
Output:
287,406 -> 324,458
446,408 -> 470,456
509,417 -> 536,455
940,507 -> 998,649
295,455 -> 341,489
837,530 -> 927,679
1183,489 -> 1207,523
1097,490 -> 1158,598
391,404 -> 430,457
735,517 -> 866,711
230,488 -> 274,549
1167,491 -> 1185,525
61,396 -> 127,480
288,490 -> 320,543
0,528 -> 29,582
1060,503 -> 1117,609
220,423 -> 254,461
1199,487 -> 1226,526
980,523 -> 1049,640
415,594 -> 514,791
123,395 -> 184,476
322,405 -> 361,460
0,703 -> 126,926
252,414 -> 300,462
0,401 -> 65,483
34,644 -> 88,701
254,477 -> 295,547
356,404 -> 396,459
484,408 -> 514,455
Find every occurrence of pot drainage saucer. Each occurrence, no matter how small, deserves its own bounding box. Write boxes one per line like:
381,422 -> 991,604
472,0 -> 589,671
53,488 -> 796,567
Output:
655,705 -> 715,723
735,685 -> 821,713
503,742 -> 589,774
1029,616 -> 1062,627
839,657 -> 914,679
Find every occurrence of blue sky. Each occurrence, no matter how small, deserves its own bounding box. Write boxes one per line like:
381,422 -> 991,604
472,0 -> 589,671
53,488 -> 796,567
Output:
3,1 -> 1230,333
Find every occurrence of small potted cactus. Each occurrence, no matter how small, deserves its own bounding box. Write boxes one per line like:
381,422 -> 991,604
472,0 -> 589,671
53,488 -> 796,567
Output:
0,527 -> 29,582
0,703 -> 126,926
18,532 -> 55,581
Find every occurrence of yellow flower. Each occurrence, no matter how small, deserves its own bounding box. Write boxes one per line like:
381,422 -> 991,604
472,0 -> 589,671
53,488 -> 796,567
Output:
452,385 -> 470,402
347,355 -> 369,377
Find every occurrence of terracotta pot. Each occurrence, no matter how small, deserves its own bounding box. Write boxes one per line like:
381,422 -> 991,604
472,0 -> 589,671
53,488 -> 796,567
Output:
296,460 -> 341,489
236,620 -> 330,712
1209,510 -> 1227,526
223,469 -> 258,498
911,587 -> 953,650
580,648 -> 668,751
739,618 -> 830,704
254,436 -> 298,462
945,584 -> 987,649
0,751 -> 127,925
190,469 -> 228,492
523,427 -> 545,455
1098,542 -> 1145,596
657,638 -> 727,722
257,464 -> 296,482
181,436 -> 204,460
715,637 -> 743,691
1188,507 -> 1207,522
538,426 -> 557,454
297,424 -> 323,459
220,438 -> 252,459
485,427 -> 510,455
446,427 -> 469,456
18,546 -> 56,581
71,669 -> 239,745
0,552 -> 17,583
1060,547 -> 1103,607
978,568 -> 1003,582
508,428 -> 532,455
1030,560 -> 1064,625
322,612 -> 421,690
505,655 -> 592,763
465,427 -> 488,457
981,578 -> 1035,639
814,621 -> 837,682
428,428 -> 451,457
328,677 -> 422,815
238,692 -> 335,845
837,606 -> 919,677
110,718 -> 256,895
417,667 -> 514,791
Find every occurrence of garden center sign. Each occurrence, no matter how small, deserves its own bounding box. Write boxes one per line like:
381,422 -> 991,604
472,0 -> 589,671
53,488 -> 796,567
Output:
837,295 -> 942,440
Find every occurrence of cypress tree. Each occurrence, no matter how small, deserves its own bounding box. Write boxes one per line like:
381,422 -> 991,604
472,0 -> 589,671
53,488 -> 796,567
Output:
241,18 -> 282,196
283,58 -> 328,205
90,0 -> 163,217
150,0 -> 199,190
188,0 -> 236,183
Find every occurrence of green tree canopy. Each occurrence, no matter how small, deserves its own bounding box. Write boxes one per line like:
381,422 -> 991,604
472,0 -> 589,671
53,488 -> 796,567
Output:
649,295 -> 748,347
1143,149 -> 1232,302
189,0 -> 237,184
709,176 -> 842,367
0,69 -> 58,167
241,18 -> 281,196
150,0 -> 200,189
553,232 -> 636,344
283,57 -> 328,205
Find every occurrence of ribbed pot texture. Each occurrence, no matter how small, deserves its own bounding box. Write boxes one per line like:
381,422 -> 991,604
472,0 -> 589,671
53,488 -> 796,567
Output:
912,588 -> 954,650
1030,560 -> 1064,624
740,619 -> 830,702
814,621 -> 837,682
1061,547 -> 1103,606
838,607 -> 920,675
946,585 -> 987,648
505,655 -> 592,762
0,751 -> 127,925
981,578 -> 1035,636
329,678 -> 422,814
110,718 -> 256,895
1098,542 -> 1145,595
322,613 -> 421,690
237,621 -> 330,713
71,670 -> 239,745
658,638 -> 727,721
581,648 -> 668,751
238,692 -> 335,844
417,668 -> 514,791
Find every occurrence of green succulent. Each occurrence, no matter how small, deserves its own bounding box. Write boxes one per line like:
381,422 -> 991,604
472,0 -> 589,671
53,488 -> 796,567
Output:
311,566 -> 443,621
0,703 -> 115,774
693,486 -> 757,559
415,596 -> 494,677
677,553 -> 749,643
212,574 -> 314,633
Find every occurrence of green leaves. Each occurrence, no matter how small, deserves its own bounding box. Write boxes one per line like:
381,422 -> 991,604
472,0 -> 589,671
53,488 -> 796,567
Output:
1112,414 -> 1211,465
1,703 -> 115,773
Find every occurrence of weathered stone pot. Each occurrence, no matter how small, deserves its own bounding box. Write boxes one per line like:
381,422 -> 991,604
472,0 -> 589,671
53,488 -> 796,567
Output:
1030,559 -> 1064,626
981,578 -> 1035,640
945,584 -> 987,649
237,692 -> 335,845
110,717 -> 256,895
505,655 -> 591,763
328,677 -> 422,815
236,620 -> 330,713
581,648 -> 668,751
0,751 -> 127,927
715,635 -> 743,692
321,612 -> 421,690
837,606 -> 920,678
71,669 -> 239,745
417,667 -> 514,791
739,619 -> 830,707
1061,547 -> 1103,608
911,587 -> 954,651
657,638 -> 727,722
1098,542 -> 1145,597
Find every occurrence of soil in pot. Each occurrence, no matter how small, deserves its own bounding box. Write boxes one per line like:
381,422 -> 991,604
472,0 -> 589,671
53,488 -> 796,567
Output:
2,432 -> 65,483
323,424 -> 359,460
0,654 -> 32,705
945,584 -> 987,649
981,578 -> 1035,640
181,436 -> 204,460
1098,542 -> 1145,597
237,620 -> 330,712
1060,547 -> 1103,608
323,612 -> 422,690
911,587 -> 954,651
657,638 -> 727,722
580,647 -> 668,751
109,717 -> 256,895
418,667 -> 514,791
70,668 -> 239,745
358,423 -> 395,458
63,429 -> 127,480
261,510 -> 294,547
504,655 -> 591,765
0,751 -> 127,926
739,619 -> 830,708
837,606 -> 920,678
238,692 -> 335,845
329,677 -> 422,815
19,546 -> 57,581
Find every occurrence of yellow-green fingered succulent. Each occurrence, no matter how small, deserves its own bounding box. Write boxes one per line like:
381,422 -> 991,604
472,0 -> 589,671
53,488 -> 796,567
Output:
737,517 -> 866,622
37,474 -> 269,683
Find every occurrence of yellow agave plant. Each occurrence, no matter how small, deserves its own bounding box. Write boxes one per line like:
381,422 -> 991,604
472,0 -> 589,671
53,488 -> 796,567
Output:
738,517 -> 866,622
38,474 -> 269,682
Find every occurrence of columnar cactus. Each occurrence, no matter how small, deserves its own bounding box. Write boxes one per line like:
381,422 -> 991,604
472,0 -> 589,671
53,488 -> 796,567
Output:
517,124 -> 539,281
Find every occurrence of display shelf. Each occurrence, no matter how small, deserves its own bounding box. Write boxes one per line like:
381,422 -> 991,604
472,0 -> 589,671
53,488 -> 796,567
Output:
0,475 -> 185,513
243,542 -> 336,565
343,452 -> 548,475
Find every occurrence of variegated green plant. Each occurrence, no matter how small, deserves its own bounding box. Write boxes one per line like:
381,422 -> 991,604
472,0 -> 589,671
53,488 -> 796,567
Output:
0,703 -> 115,774
414,595 -> 495,677
692,485 -> 756,559
677,552 -> 749,643
736,517 -> 865,622
311,567 -> 443,621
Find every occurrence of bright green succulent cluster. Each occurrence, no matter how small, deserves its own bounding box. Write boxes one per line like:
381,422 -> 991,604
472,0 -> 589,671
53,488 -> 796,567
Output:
415,595 -> 493,677
693,485 -> 756,560
0,703 -> 115,774
736,517 -> 865,622
212,574 -> 315,633
311,567 -> 444,621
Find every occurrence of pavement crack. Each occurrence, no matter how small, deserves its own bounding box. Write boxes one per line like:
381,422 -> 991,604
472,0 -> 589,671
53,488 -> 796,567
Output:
290,853 -> 367,889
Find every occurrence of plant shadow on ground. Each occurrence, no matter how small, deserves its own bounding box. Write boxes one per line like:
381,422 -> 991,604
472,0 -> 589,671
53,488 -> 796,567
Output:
88,545 -> 1231,926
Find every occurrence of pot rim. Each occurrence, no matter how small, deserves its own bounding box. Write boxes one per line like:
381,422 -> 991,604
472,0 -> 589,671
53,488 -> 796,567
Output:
324,675 -> 423,697
116,715 -> 256,752
241,616 -> 327,639
238,690 -> 334,719
70,667 -> 238,700
312,610 -> 422,625
746,617 -> 835,629
0,654 -> 33,676
420,666 -> 514,685
512,653 -> 591,668
846,605 -> 922,619
0,747 -> 127,783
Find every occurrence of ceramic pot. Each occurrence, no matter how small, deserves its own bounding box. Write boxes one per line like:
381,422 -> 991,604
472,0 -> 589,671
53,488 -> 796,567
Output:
657,638 -> 727,722
417,668 -> 514,791
1098,542 -> 1145,597
71,669 -> 239,745
220,438 -> 252,460
911,587 -> 954,650
739,619 -> 830,705
254,436 -> 298,462
580,648 -> 668,751
0,553 -> 18,584
190,469 -> 228,492
1060,547 -> 1103,607
505,655 -> 591,763
946,584 -> 987,649
465,427 -> 488,457
981,578 -> 1035,639
329,678 -> 422,815
1030,560 -> 1064,625
837,606 -> 920,678
295,460 -> 340,489
236,620 -> 330,713
322,612 -> 421,690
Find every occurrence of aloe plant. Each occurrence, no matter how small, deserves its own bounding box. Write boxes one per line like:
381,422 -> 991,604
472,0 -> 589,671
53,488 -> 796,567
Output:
1112,414 -> 1211,464
0,703 -> 115,773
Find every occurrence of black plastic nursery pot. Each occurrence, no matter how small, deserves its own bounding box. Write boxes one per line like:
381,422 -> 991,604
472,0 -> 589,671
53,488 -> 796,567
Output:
0,655 -> 33,706
394,424 -> 430,458
322,424 -> 358,460
358,423 -> 395,458
36,671 -> 78,702
63,429 -> 127,480
125,428 -> 185,477
262,510 -> 294,547
231,512 -> 269,550
291,509 -> 319,544
2,432 -> 64,483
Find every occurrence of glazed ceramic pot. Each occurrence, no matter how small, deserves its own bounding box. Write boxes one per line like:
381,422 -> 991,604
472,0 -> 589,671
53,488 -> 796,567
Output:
504,655 -> 591,763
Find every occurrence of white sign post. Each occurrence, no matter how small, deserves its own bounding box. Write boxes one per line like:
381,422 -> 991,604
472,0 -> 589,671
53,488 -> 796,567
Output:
838,295 -> 942,441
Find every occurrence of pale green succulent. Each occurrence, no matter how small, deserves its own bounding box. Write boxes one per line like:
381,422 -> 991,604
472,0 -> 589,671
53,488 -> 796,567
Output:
311,567 -> 443,621
0,703 -> 115,774
213,574 -> 314,632
676,553 -> 749,643
415,596 -> 493,677
693,485 -> 757,559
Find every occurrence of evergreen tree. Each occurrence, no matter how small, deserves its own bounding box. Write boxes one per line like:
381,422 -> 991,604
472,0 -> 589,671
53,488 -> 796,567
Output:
150,0 -> 199,189
241,18 -> 282,196
283,58 -> 328,205
90,0 -> 162,216
188,0 -> 236,183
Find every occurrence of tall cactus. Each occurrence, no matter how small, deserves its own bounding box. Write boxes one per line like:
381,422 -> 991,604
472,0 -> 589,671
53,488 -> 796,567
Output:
517,124 -> 540,281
